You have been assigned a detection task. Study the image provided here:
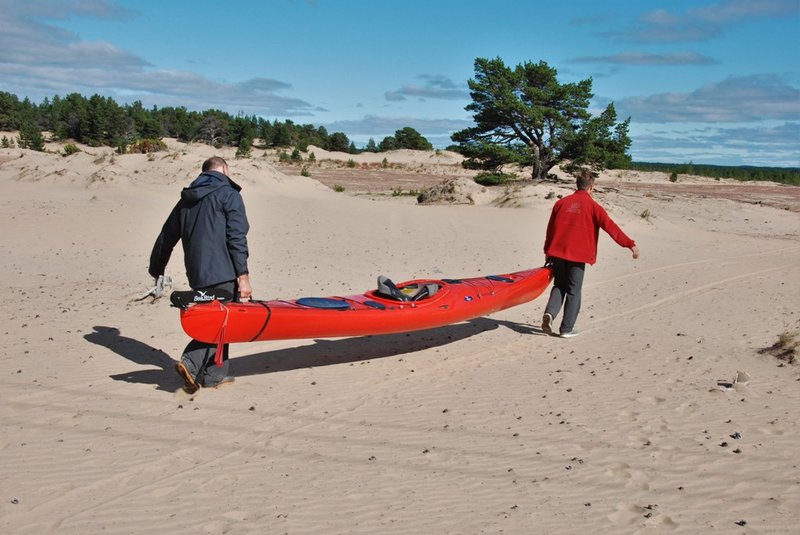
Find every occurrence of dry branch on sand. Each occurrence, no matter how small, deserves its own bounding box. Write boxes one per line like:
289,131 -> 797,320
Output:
759,330 -> 799,365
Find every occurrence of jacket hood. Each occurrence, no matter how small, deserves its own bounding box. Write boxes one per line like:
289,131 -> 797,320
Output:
181,171 -> 242,202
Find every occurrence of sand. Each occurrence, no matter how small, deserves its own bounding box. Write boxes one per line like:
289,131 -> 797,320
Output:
1,136 -> 799,534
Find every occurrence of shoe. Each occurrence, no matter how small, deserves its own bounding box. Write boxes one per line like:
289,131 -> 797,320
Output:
542,313 -> 554,335
204,376 -> 235,389
560,330 -> 579,339
175,362 -> 200,393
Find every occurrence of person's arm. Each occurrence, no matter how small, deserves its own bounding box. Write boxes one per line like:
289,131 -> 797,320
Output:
594,203 -> 636,249
543,204 -> 558,256
224,190 -> 252,298
148,202 -> 182,279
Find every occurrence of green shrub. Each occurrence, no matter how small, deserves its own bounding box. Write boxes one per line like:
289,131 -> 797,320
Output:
236,137 -> 253,158
114,136 -> 127,154
475,172 -> 515,186
301,166 -> 311,177
391,188 -> 421,197
308,152 -> 316,163
333,184 -> 345,192
278,150 -> 290,162
129,138 -> 167,153
669,171 -> 678,183
63,143 -> 81,156
346,159 -> 356,168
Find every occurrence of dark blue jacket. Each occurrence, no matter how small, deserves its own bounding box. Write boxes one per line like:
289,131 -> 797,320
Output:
149,171 -> 250,289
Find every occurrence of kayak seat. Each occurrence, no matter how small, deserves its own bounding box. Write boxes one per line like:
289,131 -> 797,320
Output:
409,283 -> 440,301
376,276 -> 439,302
377,276 -> 410,301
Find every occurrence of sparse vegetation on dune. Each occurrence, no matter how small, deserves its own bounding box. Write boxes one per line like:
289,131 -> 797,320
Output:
127,138 -> 167,154
474,172 -> 515,186
62,143 -> 80,156
759,330 -> 799,365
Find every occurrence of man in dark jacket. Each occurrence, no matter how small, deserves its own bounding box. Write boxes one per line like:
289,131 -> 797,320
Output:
149,156 -> 252,392
541,169 -> 639,338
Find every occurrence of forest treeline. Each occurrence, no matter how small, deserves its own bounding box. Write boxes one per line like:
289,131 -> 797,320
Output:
630,161 -> 800,186
0,91 -> 432,156
0,90 -> 797,185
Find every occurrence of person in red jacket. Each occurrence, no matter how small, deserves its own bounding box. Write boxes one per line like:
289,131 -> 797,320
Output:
542,169 -> 639,338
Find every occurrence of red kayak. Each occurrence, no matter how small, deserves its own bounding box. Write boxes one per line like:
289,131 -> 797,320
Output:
173,266 -> 552,344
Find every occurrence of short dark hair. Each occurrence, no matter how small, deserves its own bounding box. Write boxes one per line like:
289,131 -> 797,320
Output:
576,169 -> 595,191
202,156 -> 227,172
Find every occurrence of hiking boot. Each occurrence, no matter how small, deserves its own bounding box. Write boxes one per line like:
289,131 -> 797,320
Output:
175,361 -> 200,393
542,313 -> 554,335
203,376 -> 235,389
560,330 -> 579,339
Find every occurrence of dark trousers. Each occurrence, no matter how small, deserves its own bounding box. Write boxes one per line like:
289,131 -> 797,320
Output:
180,280 -> 235,386
544,258 -> 585,334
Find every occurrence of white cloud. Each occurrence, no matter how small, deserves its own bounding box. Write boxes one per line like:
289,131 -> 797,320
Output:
689,0 -> 799,24
631,121 -> 800,166
384,75 -> 469,102
616,0 -> 800,43
618,74 -> 800,123
0,2 -> 146,69
0,0 -> 316,116
569,52 -> 718,66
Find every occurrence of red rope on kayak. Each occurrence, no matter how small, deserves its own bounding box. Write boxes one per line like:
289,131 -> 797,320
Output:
214,301 -> 230,367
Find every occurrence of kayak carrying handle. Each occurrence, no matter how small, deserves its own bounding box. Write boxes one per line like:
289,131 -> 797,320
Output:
213,300 -> 230,367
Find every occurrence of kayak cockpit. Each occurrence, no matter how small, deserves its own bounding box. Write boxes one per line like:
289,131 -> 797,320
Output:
375,276 -> 440,302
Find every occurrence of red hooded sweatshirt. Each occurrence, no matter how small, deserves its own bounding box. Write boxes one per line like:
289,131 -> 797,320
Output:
544,189 -> 635,265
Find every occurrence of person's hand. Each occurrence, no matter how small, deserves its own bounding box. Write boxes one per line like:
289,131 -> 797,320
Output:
237,274 -> 252,299
631,246 -> 640,259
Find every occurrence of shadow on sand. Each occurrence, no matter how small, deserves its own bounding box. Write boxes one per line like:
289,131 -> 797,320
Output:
85,317 -> 539,391
84,326 -> 181,392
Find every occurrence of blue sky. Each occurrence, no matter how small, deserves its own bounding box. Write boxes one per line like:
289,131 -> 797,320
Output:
1,0 -> 798,166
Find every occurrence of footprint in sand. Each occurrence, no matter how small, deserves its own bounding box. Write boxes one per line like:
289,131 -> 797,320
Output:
607,503 -> 678,530
605,463 -> 652,490
634,395 -> 667,405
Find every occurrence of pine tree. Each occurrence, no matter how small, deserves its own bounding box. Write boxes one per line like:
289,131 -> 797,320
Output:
18,119 -> 45,151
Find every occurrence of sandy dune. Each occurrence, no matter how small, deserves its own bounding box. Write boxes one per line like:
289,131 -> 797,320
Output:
1,138 -> 798,534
